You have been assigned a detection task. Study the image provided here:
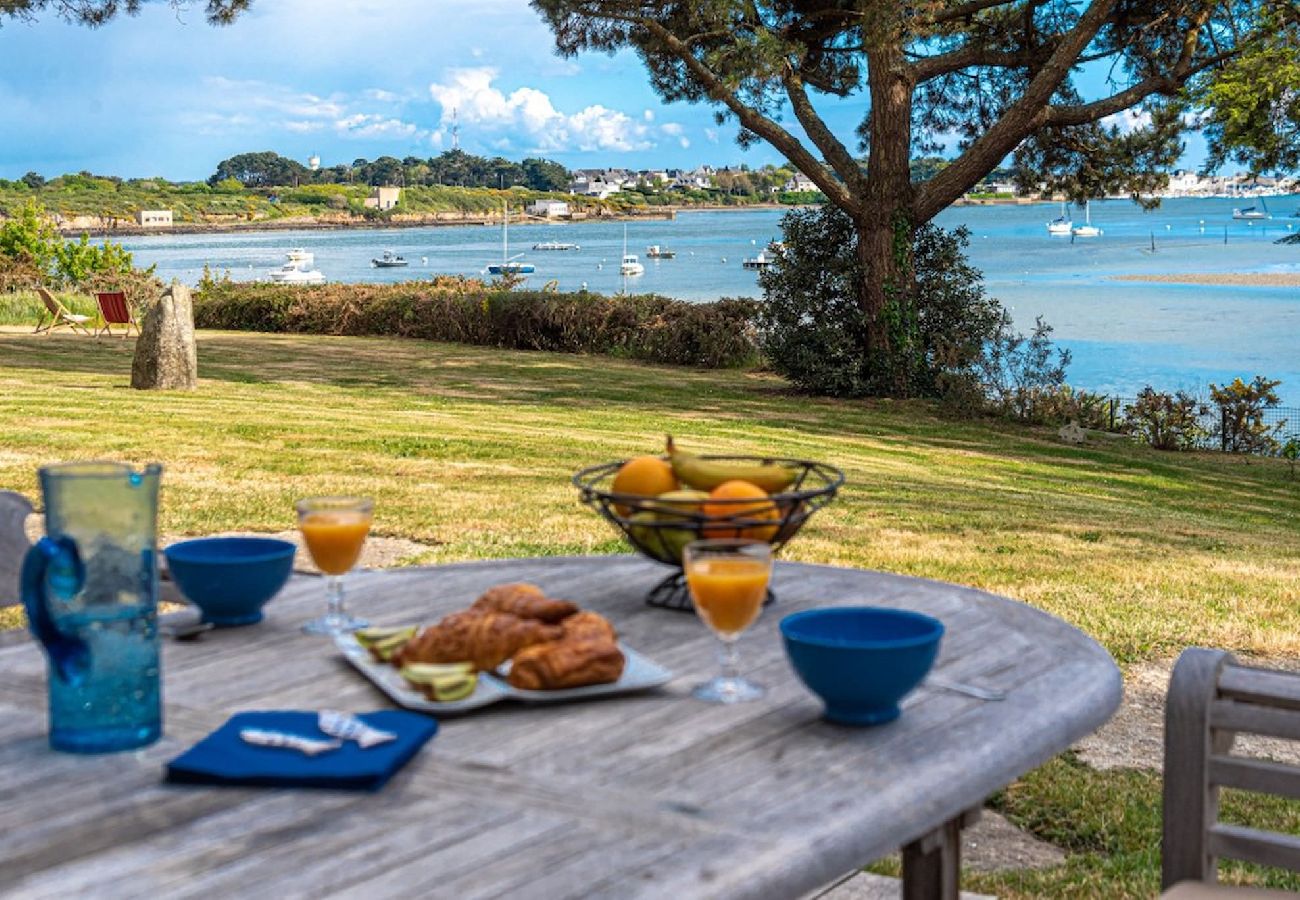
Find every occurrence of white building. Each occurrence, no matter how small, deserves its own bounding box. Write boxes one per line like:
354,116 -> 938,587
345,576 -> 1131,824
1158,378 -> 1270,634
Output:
781,173 -> 821,193
136,209 -> 173,228
363,186 -> 401,210
526,199 -> 570,218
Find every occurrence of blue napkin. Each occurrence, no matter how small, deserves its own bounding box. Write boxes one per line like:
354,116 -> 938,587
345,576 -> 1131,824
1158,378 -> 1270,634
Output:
166,710 -> 437,791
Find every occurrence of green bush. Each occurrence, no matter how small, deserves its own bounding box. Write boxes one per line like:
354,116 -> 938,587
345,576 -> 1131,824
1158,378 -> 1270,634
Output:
1209,376 -> 1286,454
193,281 -> 760,369
758,206 -> 1005,397
1124,388 -> 1209,451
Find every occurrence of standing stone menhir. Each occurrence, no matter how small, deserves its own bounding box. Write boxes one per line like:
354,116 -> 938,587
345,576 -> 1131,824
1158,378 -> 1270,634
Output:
131,280 -> 198,391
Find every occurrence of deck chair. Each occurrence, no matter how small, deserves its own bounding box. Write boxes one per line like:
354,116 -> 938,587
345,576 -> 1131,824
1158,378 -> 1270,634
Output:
0,491 -> 33,609
1162,648 -> 1300,897
33,287 -> 92,336
94,291 -> 138,338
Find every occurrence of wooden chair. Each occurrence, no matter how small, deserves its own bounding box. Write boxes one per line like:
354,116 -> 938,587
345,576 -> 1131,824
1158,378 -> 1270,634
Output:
33,287 -> 92,336
94,290 -> 138,338
0,491 -> 33,610
1162,647 -> 1300,897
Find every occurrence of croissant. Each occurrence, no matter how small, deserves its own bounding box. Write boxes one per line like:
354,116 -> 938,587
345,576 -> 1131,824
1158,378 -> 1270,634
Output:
396,611 -> 562,671
561,611 -> 617,644
507,639 -> 626,691
472,583 -> 578,624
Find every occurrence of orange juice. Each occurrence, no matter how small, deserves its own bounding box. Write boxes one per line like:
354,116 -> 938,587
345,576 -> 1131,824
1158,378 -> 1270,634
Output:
300,511 -> 372,575
687,557 -> 769,636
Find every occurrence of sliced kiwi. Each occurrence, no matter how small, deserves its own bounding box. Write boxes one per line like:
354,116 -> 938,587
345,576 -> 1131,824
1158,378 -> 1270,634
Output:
356,625 -> 416,649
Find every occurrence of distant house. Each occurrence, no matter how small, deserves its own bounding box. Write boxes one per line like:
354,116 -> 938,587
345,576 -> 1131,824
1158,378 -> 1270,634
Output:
364,186 -> 401,210
526,199 -> 570,218
781,173 -> 820,193
136,209 -> 173,228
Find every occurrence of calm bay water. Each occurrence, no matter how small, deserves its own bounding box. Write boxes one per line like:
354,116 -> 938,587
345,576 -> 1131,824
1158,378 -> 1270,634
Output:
120,195 -> 1300,406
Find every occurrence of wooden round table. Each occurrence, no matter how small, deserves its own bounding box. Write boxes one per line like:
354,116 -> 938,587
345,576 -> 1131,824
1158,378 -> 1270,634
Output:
0,556 -> 1121,899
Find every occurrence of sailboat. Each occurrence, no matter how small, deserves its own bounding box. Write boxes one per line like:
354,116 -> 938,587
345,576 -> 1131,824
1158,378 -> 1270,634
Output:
619,225 -> 644,276
1071,201 -> 1102,237
1046,201 -> 1072,235
487,203 -> 536,275
1233,197 -> 1271,221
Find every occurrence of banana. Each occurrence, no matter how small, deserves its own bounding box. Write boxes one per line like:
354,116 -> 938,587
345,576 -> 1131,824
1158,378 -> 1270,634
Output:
665,435 -> 798,494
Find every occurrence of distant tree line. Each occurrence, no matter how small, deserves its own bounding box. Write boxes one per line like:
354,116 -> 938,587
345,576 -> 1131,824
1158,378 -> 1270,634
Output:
206,150 -> 571,192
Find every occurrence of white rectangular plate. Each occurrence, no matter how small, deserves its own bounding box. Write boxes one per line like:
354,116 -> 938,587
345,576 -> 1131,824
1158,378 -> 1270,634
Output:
335,634 -> 673,715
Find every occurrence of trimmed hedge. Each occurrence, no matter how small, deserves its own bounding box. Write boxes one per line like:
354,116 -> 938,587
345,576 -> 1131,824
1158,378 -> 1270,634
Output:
193,281 -> 760,369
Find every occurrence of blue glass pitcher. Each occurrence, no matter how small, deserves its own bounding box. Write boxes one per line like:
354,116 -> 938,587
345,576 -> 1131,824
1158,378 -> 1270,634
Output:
21,462 -> 163,753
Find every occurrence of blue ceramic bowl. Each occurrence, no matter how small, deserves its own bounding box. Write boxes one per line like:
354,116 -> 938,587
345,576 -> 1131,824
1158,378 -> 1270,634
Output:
164,537 -> 296,627
780,607 -> 944,726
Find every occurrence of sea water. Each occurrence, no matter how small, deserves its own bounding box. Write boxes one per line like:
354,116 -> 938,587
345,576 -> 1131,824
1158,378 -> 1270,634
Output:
47,603 -> 161,753
116,194 -> 1300,405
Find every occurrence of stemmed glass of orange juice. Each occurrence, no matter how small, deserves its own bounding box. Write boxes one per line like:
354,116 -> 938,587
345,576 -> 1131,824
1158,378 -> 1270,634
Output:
297,496 -> 373,636
683,538 -> 771,704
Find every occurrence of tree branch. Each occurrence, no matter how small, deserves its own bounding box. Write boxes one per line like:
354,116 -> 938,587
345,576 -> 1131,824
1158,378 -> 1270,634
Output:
782,65 -> 869,196
913,0 -> 1117,221
637,17 -> 859,211
913,45 -> 1043,80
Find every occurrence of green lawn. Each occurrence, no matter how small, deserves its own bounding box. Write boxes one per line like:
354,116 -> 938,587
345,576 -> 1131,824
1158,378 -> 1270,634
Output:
2,328 -> 1299,896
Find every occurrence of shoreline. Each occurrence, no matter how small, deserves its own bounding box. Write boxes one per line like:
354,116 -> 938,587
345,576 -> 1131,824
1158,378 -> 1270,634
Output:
1113,272 -> 1300,287
57,203 -> 811,238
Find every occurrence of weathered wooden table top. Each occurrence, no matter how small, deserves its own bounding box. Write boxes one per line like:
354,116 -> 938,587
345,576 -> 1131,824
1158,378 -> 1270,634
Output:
0,557 -> 1121,899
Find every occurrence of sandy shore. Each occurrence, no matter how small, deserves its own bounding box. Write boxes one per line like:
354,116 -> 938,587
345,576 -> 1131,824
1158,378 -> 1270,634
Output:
1113,272 -> 1300,287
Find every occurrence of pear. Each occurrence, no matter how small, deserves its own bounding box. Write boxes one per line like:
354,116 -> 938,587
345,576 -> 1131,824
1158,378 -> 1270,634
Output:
651,489 -> 709,520
400,664 -> 478,701
367,629 -> 418,662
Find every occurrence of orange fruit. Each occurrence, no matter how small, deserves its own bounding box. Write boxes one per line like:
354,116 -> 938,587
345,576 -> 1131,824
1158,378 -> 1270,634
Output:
611,456 -> 679,516
702,480 -> 780,541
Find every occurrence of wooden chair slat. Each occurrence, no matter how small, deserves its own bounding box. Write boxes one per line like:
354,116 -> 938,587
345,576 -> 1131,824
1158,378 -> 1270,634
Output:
1207,823 -> 1300,872
1209,755 -> 1300,801
1211,700 -> 1300,742
1219,666 -> 1300,713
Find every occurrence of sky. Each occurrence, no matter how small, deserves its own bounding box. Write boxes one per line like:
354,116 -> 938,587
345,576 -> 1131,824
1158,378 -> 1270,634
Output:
0,0 -> 1207,182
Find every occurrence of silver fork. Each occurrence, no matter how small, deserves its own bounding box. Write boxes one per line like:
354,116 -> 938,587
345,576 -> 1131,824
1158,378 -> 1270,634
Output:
926,674 -> 1007,701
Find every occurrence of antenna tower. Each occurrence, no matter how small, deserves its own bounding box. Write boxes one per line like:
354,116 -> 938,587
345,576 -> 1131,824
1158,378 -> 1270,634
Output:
451,108 -> 460,151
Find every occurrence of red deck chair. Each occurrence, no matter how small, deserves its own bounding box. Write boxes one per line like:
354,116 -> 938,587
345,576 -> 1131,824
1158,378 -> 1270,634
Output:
94,291 -> 138,338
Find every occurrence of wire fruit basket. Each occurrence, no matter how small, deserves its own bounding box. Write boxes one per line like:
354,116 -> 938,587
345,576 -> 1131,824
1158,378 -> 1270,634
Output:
573,456 -> 844,611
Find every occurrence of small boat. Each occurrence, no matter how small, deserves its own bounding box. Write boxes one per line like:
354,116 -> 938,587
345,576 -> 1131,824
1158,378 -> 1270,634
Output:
645,245 -> 676,259
371,250 -> 409,268
1233,199 -> 1270,221
619,226 -> 644,276
1047,202 -> 1072,235
268,262 -> 325,284
1071,201 -> 1102,237
286,248 -> 314,265
487,203 -> 536,275
742,250 -> 775,270
532,241 -> 580,251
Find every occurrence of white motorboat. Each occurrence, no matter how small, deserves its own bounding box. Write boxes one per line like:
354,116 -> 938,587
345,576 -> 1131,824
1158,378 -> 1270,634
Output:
487,203 -> 536,275
268,262 -> 325,284
1071,201 -> 1102,237
1233,198 -> 1270,221
371,250 -> 409,268
619,225 -> 644,276
1047,202 -> 1072,235
645,245 -> 676,259
742,250 -> 775,270
533,241 -> 580,251
286,248 -> 314,265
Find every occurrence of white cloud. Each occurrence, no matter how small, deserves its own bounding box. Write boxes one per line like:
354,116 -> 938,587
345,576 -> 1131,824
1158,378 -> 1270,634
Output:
1101,108 -> 1152,133
705,128 -> 720,144
427,67 -> 682,154
334,114 -> 424,140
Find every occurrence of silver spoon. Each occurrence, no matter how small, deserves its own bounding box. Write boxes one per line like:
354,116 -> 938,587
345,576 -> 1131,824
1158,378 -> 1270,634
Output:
926,675 -> 1007,702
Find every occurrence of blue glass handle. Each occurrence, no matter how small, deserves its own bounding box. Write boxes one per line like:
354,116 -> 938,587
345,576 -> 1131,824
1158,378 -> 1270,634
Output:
21,536 -> 91,684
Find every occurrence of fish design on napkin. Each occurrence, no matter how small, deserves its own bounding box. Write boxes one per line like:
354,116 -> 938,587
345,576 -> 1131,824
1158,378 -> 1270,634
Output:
318,710 -> 397,749
239,728 -> 341,756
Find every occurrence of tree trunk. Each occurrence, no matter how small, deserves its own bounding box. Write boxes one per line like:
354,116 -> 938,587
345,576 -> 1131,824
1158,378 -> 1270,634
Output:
861,39 -> 917,397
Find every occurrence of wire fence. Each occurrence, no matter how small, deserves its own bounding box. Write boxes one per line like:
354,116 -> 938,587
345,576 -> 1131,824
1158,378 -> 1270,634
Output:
1101,396 -> 1300,452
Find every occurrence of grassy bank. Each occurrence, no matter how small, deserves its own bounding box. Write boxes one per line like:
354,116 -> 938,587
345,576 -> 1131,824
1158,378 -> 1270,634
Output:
1,330 -> 1298,895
